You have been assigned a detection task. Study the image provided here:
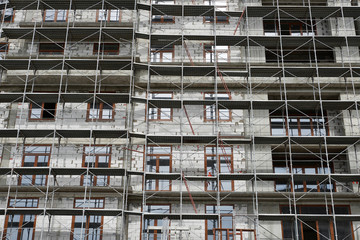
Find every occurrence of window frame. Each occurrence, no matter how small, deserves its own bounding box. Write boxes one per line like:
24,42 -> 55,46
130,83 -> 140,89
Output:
150,46 -> 175,63
1,8 -> 15,23
71,198 -> 105,240
203,93 -> 232,122
205,146 -> 234,192
273,162 -> 336,193
43,9 -> 69,22
205,204 -> 234,240
263,20 -> 317,36
203,44 -> 230,63
143,204 -> 171,240
144,145 -> 172,191
0,42 -> 9,53
3,198 -> 39,240
280,205 -> 354,240
81,145 -> 112,187
19,145 -> 52,186
29,102 -> 57,121
96,9 -> 122,22
147,92 -> 173,121
270,111 -> 329,136
86,102 -> 115,121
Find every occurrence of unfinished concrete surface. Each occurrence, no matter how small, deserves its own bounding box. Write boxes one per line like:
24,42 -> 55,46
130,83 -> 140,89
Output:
0,0 -> 359,239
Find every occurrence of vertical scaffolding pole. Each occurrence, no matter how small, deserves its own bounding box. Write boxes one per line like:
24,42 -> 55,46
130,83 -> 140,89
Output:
39,0 -> 74,238
275,0 -> 300,239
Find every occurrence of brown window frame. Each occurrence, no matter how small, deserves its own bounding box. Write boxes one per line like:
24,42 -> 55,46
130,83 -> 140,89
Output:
1,9 -> 15,23
145,146 -> 172,191
86,102 -> 115,121
43,9 -> 69,22
205,205 -> 234,240
280,205 -> 354,240
19,145 -> 51,186
96,9 -> 122,22
29,102 -> 57,121
273,162 -> 336,193
147,92 -> 173,121
270,111 -> 329,136
0,43 -> 9,53
81,145 -> 111,187
3,198 -> 39,240
203,92 -> 232,122
203,44 -> 230,63
263,20 -> 317,36
150,46 -> 175,63
205,146 -> 234,192
142,204 -> 171,240
71,198 -> 105,240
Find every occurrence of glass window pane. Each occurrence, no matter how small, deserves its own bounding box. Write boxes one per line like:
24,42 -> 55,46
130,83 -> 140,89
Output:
98,10 -> 106,21
288,118 -> 299,136
45,9 -> 56,21
162,52 -> 173,62
57,10 -> 67,22
299,118 -> 312,136
160,108 -> 171,119
110,9 -> 120,22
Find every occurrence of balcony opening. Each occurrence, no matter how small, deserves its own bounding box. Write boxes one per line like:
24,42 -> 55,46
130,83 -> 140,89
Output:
264,20 -> 316,36
44,9 -> 67,22
1,8 -> 14,22
29,102 -> 56,120
151,46 -> 174,62
281,205 -> 354,240
149,92 -> 173,121
272,146 -> 350,193
97,9 -> 121,22
270,110 -> 329,136
145,146 -> 172,191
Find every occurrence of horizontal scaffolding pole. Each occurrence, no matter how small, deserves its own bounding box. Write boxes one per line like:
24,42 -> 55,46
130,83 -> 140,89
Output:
0,93 -> 129,103
0,59 -> 132,71
0,94 -> 356,111
141,34 -> 360,47
0,131 -> 358,145
1,168 -> 359,183
6,0 -> 136,10
245,6 -> 360,18
3,28 -> 134,41
137,3 -> 242,17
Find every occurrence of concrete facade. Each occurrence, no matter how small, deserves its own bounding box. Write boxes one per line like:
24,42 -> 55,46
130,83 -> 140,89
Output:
0,0 -> 359,240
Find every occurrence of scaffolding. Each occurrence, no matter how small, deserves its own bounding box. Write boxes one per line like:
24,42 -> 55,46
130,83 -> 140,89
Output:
0,0 -> 359,239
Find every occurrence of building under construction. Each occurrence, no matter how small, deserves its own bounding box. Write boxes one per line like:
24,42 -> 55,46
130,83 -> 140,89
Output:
0,0 -> 359,239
